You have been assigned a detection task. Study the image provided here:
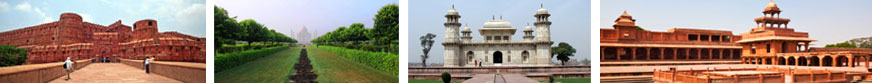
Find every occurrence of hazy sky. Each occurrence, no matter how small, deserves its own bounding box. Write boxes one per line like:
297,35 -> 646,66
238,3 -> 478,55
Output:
216,0 -> 399,39
0,0 -> 206,37
409,0 -> 591,63
602,0 -> 872,47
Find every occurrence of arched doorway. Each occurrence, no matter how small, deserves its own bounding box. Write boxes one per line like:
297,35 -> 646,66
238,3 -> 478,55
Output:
787,57 -> 796,65
494,51 -> 503,63
778,57 -> 786,65
823,56 -> 833,66
522,51 -> 530,63
810,56 -> 820,66
467,51 -> 474,63
799,57 -> 808,66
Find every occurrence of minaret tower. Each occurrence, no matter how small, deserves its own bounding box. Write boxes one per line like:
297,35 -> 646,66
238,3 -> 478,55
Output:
444,5 -> 462,43
461,25 -> 472,42
737,1 -> 814,65
533,4 -> 554,66
523,23 -> 534,41
443,5 -> 463,67
534,4 -> 551,41
753,1 -> 791,31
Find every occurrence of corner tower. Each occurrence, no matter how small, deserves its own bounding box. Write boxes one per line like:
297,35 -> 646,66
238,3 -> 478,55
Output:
737,1 -> 815,63
533,4 -> 554,66
443,5 -> 463,67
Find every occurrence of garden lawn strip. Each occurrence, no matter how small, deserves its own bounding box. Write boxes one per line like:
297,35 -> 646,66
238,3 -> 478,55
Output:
215,47 -> 300,83
306,46 -> 398,83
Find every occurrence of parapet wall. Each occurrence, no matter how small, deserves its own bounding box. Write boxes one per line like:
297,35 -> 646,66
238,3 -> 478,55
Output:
120,59 -> 206,83
0,59 -> 93,83
408,66 -> 591,79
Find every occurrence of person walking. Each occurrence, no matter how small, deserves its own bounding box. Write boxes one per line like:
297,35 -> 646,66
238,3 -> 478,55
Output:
64,57 -> 73,80
144,56 -> 151,74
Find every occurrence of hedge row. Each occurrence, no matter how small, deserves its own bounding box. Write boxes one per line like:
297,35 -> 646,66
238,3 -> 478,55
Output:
215,46 -> 289,72
316,45 -> 398,76
217,43 -> 285,54
317,42 -> 399,54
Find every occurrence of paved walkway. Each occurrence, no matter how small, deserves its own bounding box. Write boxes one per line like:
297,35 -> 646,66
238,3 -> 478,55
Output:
463,74 -> 538,83
49,63 -> 182,83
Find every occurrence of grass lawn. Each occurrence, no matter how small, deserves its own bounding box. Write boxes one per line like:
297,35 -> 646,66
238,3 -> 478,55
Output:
408,79 -> 462,83
307,46 -> 398,83
215,47 -> 301,83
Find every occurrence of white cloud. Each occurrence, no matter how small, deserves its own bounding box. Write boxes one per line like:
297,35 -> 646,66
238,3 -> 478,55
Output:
79,13 -> 93,22
0,1 -> 9,12
35,8 -> 53,23
14,2 -> 30,11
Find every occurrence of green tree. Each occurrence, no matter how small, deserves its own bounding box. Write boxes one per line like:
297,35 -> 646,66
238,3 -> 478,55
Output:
0,45 -> 28,67
214,6 -> 245,47
369,4 -> 399,45
420,33 -> 436,67
240,19 -> 269,49
825,42 -> 857,48
551,42 -> 576,66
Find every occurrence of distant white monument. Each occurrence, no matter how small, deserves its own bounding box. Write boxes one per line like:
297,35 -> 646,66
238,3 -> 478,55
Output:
296,26 -> 312,44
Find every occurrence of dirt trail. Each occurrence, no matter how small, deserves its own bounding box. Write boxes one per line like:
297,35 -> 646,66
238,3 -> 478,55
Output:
289,48 -> 317,83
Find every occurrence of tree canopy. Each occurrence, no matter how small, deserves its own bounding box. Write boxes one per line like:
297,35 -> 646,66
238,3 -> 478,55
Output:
0,45 -> 27,67
551,42 -> 576,66
214,5 -> 296,50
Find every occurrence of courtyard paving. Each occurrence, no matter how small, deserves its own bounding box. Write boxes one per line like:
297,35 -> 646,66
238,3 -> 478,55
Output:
48,63 -> 181,83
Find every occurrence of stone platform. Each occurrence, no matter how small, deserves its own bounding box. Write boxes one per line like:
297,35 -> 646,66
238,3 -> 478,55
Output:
48,63 -> 181,83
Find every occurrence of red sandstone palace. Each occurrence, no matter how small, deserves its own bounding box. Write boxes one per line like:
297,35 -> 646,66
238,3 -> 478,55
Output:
600,1 -> 872,67
0,13 -> 206,64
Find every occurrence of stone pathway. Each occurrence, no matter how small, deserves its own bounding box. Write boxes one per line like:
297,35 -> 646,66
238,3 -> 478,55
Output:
463,74 -> 538,83
48,63 -> 182,83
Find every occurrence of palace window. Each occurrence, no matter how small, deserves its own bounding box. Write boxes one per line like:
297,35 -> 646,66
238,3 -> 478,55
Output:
700,35 -> 710,41
688,34 -> 698,41
712,35 -> 721,42
766,43 -> 771,53
722,36 -> 731,42
751,44 -> 757,54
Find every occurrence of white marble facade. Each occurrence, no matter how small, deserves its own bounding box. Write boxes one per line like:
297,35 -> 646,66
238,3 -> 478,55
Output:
442,5 -> 553,67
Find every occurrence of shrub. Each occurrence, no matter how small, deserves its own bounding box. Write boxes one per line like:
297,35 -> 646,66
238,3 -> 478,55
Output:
215,46 -> 289,72
441,72 -> 451,83
0,45 -> 27,67
316,46 -> 398,76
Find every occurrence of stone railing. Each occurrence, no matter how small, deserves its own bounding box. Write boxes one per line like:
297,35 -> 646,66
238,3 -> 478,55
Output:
409,66 -> 591,79
0,59 -> 93,83
120,59 -> 206,83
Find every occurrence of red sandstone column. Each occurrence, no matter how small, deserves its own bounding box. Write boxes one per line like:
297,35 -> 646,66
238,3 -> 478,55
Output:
673,48 -> 678,60
686,48 -> 691,59
865,56 -> 869,68
646,48 -> 651,60
795,57 -> 800,66
820,58 -> 825,66
697,48 -> 702,60
660,48 -> 665,60
617,47 -> 623,61
833,57 -> 838,67
849,56 -> 855,67
709,49 -> 713,60
631,47 -> 637,61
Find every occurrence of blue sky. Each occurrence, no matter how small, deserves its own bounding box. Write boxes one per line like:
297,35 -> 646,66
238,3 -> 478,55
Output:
408,0 -> 591,63
216,0 -> 399,40
602,0 -> 872,47
0,0 -> 206,37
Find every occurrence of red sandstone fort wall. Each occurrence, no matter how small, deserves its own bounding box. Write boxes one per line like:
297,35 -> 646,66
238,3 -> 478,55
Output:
0,13 -> 205,64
